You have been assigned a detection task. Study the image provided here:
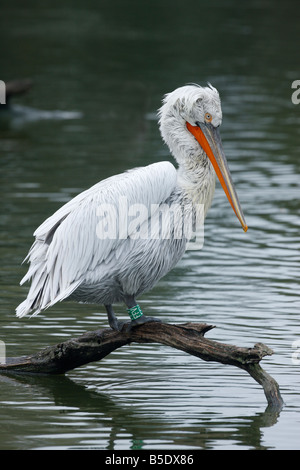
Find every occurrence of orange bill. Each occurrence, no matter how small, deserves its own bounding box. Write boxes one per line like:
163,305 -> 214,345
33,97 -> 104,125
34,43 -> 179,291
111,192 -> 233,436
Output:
187,121 -> 248,232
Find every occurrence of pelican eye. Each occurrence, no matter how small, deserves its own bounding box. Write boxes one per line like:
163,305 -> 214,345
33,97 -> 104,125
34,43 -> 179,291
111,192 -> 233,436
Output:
204,112 -> 212,123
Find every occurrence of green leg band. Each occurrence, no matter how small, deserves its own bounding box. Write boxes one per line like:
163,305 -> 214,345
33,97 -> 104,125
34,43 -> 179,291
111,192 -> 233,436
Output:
127,304 -> 143,321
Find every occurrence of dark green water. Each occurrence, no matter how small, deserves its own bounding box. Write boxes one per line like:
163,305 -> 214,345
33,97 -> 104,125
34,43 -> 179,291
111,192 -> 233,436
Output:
0,0 -> 300,450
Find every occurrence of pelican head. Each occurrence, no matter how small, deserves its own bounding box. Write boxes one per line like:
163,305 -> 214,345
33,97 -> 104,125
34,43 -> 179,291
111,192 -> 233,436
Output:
158,83 -> 248,232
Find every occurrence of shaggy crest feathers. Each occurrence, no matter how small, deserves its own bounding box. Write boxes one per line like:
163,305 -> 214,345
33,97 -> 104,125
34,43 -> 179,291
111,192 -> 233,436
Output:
157,84 -> 222,167
158,83 -> 222,128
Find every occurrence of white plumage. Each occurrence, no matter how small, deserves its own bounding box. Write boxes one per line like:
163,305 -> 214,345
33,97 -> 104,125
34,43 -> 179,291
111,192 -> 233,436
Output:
16,84 -> 247,330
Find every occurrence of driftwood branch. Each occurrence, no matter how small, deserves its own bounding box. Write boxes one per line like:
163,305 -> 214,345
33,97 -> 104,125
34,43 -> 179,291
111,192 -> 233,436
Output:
0,322 -> 284,410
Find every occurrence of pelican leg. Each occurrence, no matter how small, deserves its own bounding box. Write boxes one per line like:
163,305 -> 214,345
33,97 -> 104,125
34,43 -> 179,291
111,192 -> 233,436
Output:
123,295 -> 161,330
105,304 -> 127,332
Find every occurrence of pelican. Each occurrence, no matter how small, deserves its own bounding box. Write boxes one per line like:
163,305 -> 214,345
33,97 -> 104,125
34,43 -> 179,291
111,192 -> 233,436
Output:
16,83 -> 248,331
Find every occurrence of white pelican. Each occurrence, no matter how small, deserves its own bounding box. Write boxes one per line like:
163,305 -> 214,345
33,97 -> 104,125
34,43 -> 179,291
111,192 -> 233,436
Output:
16,83 -> 247,331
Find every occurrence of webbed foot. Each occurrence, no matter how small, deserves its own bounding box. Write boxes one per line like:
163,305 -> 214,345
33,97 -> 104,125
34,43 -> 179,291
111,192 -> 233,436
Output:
124,315 -> 162,332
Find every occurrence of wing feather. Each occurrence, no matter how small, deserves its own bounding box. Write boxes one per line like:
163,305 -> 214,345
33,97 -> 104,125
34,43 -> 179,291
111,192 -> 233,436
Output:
16,161 -> 177,317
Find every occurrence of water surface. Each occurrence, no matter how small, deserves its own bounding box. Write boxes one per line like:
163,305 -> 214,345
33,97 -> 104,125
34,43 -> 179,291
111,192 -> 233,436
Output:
0,0 -> 300,450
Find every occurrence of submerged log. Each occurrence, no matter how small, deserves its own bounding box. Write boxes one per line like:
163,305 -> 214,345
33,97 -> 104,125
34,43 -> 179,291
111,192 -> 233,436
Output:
0,321 -> 284,410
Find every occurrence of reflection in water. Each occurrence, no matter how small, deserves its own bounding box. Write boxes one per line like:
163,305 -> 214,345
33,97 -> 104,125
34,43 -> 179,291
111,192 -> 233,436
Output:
0,373 -> 281,450
0,79 -> 83,129
0,104 -> 83,130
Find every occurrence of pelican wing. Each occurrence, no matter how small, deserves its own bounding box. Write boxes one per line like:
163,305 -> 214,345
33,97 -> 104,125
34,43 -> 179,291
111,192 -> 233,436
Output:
16,161 -> 177,316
